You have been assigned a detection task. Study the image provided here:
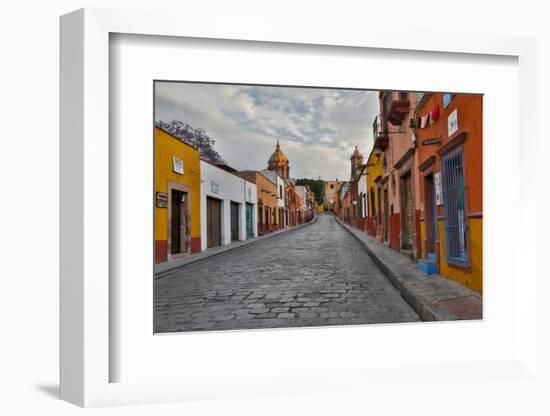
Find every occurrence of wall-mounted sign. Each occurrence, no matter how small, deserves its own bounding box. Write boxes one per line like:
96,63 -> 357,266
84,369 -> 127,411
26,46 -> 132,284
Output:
211,181 -> 220,194
172,157 -> 184,175
156,192 -> 168,208
448,109 -> 458,137
434,172 -> 443,206
422,138 -> 442,146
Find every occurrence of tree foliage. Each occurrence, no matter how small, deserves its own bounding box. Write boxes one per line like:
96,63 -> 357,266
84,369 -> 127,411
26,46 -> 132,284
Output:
295,178 -> 325,205
156,119 -> 225,164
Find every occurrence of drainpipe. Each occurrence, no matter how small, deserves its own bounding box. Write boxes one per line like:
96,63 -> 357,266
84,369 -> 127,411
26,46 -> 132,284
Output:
435,239 -> 441,274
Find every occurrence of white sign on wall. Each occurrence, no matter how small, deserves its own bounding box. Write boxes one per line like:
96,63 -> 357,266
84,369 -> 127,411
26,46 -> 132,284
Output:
434,171 -> 443,206
211,181 -> 220,194
448,108 -> 458,137
172,157 -> 184,175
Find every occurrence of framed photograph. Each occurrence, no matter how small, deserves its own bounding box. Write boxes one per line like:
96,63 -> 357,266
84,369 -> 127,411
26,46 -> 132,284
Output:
60,8 -> 537,408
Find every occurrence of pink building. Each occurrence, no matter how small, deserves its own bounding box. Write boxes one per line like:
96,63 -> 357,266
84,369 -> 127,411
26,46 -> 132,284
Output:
373,91 -> 421,258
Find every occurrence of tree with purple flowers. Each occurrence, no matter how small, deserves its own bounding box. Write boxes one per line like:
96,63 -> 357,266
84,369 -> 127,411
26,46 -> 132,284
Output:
156,120 -> 225,164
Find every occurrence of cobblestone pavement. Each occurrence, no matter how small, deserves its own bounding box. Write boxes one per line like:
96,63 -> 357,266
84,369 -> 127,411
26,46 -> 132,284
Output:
155,213 -> 420,333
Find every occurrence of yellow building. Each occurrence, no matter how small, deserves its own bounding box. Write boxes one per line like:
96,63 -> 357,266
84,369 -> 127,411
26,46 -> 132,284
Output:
365,147 -> 383,237
154,127 -> 201,263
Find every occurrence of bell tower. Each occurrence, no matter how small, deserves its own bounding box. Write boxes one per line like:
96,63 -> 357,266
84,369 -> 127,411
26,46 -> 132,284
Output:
350,145 -> 363,179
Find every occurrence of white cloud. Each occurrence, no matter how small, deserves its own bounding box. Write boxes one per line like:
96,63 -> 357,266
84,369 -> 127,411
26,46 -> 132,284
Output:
155,82 -> 379,180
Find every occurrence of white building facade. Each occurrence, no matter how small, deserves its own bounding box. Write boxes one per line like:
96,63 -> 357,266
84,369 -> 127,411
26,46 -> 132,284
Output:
200,160 -> 257,251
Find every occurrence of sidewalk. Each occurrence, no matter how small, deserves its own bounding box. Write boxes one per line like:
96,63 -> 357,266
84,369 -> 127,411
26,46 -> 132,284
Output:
333,214 -> 482,321
155,215 -> 318,278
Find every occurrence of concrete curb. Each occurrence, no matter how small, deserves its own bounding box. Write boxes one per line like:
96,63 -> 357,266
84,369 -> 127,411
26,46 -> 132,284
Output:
155,214 -> 319,279
331,213 -> 481,321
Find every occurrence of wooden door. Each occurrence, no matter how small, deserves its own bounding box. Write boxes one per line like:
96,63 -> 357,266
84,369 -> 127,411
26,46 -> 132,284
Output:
170,190 -> 188,254
401,174 -> 414,250
207,197 -> 221,248
424,174 -> 436,253
230,202 -> 239,241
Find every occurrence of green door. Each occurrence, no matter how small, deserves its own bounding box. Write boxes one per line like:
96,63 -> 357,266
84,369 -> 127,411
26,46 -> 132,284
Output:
246,203 -> 253,239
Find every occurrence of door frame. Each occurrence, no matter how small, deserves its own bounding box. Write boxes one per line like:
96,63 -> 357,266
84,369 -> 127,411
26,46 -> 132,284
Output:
423,171 -> 437,254
167,181 -> 192,261
206,196 -> 222,248
245,202 -> 254,239
230,201 -> 240,241
418,156 -> 437,258
399,170 -> 414,250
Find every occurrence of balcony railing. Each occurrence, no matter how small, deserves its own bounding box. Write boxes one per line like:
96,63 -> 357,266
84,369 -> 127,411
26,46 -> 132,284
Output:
372,115 -> 389,150
382,91 -> 410,126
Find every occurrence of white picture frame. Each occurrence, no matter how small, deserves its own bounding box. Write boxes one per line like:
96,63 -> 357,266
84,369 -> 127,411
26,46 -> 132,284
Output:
60,8 -> 538,408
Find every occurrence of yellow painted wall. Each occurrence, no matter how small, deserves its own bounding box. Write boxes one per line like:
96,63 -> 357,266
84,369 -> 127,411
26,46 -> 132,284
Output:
419,219 -> 426,249
437,218 -> 483,294
155,127 -> 201,241
366,152 -> 383,216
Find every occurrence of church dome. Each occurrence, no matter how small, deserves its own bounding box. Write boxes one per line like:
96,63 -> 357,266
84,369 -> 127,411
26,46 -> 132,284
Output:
267,140 -> 290,179
269,140 -> 289,163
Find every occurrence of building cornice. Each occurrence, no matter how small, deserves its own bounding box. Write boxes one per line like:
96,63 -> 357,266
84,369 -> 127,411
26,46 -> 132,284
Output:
436,131 -> 467,157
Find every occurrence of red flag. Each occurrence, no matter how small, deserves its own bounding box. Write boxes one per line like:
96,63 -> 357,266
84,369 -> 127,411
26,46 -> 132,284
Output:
430,105 -> 440,124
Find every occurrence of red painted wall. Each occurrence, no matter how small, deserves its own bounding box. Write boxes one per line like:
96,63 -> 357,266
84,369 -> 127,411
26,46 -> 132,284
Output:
155,240 -> 167,264
356,217 -> 367,232
367,218 -> 377,237
390,213 -> 400,250
190,237 -> 201,254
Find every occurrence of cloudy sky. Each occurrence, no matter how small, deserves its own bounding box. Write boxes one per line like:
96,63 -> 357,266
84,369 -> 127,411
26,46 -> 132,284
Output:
155,82 -> 380,180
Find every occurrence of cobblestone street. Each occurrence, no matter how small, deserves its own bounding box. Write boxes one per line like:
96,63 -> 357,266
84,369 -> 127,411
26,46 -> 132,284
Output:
155,213 -> 420,332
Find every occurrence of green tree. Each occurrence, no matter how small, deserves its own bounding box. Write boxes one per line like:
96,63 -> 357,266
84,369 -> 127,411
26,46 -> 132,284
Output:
295,178 -> 325,205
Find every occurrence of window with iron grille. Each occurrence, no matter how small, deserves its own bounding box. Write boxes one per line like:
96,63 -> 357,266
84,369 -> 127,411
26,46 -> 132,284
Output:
441,147 -> 469,267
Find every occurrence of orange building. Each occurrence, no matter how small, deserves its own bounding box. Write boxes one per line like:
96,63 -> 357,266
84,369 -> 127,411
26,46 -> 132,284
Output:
235,171 -> 278,235
414,93 -> 483,293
